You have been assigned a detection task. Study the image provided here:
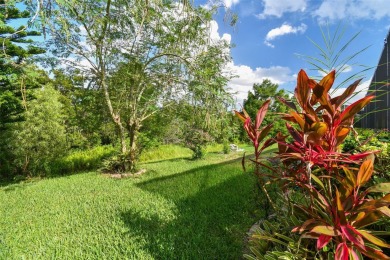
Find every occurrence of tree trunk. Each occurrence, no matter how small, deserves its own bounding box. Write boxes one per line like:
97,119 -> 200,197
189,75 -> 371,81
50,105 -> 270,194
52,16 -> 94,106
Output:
128,121 -> 140,173
101,81 -> 128,155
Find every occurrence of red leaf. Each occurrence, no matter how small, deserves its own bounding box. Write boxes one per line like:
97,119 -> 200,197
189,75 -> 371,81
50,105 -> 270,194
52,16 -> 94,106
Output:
348,151 -> 376,161
358,229 -> 390,249
259,138 -> 276,153
234,110 -> 247,122
335,242 -> 350,260
257,123 -> 273,144
360,245 -> 390,260
334,78 -> 362,109
244,118 -> 255,141
276,132 -> 288,154
255,99 -> 271,130
336,190 -> 347,225
277,96 -> 297,111
295,70 -> 316,110
311,70 -> 335,104
338,95 -> 375,125
311,71 -> 336,114
317,234 -> 332,249
311,225 -> 340,236
241,152 -> 246,172
336,126 -> 350,147
354,211 -> 383,228
340,225 -> 365,250
286,123 -> 303,143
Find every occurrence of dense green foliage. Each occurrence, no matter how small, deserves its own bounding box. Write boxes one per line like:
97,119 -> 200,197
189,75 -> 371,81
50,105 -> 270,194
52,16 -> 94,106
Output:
0,1 -> 235,178
0,1 -> 44,128
9,85 -> 67,176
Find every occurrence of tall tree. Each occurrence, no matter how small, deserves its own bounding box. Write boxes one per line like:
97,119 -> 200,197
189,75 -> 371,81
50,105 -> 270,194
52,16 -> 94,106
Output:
34,0 -> 232,171
243,79 -> 289,138
52,70 -> 114,148
0,0 -> 45,129
0,1 -> 47,176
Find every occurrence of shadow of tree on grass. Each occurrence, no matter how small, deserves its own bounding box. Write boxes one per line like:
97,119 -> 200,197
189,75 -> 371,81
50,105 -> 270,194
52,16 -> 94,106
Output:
121,158 -> 262,259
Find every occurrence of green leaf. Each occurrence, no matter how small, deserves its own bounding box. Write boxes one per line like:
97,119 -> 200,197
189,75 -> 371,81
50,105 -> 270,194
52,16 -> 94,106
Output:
311,174 -> 325,190
358,230 -> 390,248
367,183 -> 390,193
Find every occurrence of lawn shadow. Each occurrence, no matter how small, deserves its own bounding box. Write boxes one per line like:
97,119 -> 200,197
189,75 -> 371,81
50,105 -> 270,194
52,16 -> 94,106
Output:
140,157 -> 192,165
120,157 -> 261,259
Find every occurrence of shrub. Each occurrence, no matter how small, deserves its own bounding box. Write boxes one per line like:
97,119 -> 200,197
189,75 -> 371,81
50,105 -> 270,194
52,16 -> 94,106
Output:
237,70 -> 390,259
50,145 -> 116,175
184,128 -> 213,160
139,145 -> 192,162
9,86 -> 67,176
223,141 -> 230,154
192,145 -> 206,159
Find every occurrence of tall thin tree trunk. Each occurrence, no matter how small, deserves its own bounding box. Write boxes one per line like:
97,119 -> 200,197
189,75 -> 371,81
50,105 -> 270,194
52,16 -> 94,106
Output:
128,121 -> 140,172
101,81 -> 127,154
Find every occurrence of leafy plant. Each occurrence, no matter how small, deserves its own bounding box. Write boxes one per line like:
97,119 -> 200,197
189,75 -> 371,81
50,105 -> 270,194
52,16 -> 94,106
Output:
235,99 -> 274,176
237,69 -> 390,259
292,158 -> 390,259
184,128 -> 213,160
245,218 -> 316,260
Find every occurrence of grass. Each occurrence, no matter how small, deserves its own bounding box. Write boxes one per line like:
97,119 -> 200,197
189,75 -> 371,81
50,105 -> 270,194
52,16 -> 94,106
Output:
0,144 -> 270,259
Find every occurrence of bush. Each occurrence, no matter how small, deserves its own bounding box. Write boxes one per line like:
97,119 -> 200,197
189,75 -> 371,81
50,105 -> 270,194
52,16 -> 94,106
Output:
139,145 -> 192,162
238,70 -> 390,259
184,128 -> 213,160
192,145 -> 206,159
223,141 -> 230,154
9,86 -> 67,176
50,145 -> 116,175
343,129 -> 389,181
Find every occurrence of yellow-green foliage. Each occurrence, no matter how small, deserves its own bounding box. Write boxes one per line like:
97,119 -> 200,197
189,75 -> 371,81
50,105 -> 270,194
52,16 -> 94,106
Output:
51,145 -> 116,175
139,145 -> 192,162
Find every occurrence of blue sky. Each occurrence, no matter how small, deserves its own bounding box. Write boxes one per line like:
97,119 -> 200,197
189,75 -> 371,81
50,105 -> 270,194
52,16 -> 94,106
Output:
195,0 -> 390,105
8,1 -> 390,106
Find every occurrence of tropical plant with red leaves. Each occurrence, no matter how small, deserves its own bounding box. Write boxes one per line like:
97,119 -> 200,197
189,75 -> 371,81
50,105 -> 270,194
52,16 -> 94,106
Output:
276,70 -> 376,183
238,69 -> 390,259
292,158 -> 390,259
235,100 -> 277,210
235,99 -> 275,178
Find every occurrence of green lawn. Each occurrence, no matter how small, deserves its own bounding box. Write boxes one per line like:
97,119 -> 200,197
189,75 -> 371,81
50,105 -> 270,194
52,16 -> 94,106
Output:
0,145 -> 269,259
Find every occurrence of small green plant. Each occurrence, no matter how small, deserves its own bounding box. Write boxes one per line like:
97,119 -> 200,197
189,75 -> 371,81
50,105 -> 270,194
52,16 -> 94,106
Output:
223,141 -> 230,154
184,128 -> 212,160
192,145 -> 206,159
245,218 -> 316,260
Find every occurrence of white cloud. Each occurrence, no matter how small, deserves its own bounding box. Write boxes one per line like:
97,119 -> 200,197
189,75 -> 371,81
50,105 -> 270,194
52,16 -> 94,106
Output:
257,0 -> 306,19
201,0 -> 239,10
264,23 -> 307,48
205,20 -> 296,107
225,62 -> 296,106
224,0 -> 239,8
318,64 -> 353,76
209,20 -> 231,44
314,0 -> 390,22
